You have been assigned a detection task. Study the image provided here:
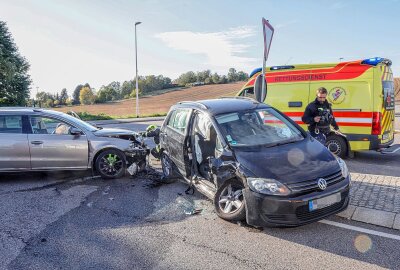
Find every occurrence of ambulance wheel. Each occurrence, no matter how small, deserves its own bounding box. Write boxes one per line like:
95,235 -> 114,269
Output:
326,135 -> 347,158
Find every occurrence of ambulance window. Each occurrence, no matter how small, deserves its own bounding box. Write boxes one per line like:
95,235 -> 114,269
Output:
382,81 -> 395,110
240,87 -> 255,100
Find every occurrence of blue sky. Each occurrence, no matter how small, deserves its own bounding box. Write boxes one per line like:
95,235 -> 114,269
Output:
1,0 -> 399,95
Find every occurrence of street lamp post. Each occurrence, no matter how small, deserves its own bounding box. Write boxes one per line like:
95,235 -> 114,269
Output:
135,21 -> 142,117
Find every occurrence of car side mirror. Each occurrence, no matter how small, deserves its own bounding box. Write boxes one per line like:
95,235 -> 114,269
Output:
70,127 -> 82,136
254,74 -> 267,103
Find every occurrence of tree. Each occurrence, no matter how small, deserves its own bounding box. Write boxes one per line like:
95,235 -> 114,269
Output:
211,72 -> 220,84
72,84 -> 83,104
196,70 -> 211,82
219,75 -> 228,84
66,98 -> 73,106
176,71 -> 196,85
96,85 -> 119,103
237,71 -> 249,81
227,68 -> 238,82
45,99 -> 54,108
129,88 -> 142,98
121,80 -> 134,99
36,91 -> 54,107
79,86 -> 95,105
59,88 -> 68,105
0,21 -> 31,106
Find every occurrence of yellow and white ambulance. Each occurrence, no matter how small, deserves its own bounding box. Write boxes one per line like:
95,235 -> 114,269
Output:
238,57 -> 398,158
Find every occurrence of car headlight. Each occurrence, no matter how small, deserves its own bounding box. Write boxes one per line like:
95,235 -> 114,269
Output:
247,178 -> 291,196
336,157 -> 349,178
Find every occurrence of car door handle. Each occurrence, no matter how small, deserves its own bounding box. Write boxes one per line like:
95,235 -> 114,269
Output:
31,141 -> 43,145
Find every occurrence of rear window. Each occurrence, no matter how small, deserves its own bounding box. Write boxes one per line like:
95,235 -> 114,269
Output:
167,109 -> 191,134
383,81 -> 395,110
0,115 -> 23,133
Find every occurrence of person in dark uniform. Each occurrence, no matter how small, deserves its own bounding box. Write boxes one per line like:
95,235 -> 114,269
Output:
302,87 -> 340,145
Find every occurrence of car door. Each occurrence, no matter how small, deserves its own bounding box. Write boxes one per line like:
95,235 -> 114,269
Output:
28,115 -> 89,169
0,114 -> 31,171
163,108 -> 192,177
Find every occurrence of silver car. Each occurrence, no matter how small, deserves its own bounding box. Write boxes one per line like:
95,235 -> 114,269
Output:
0,107 -> 148,179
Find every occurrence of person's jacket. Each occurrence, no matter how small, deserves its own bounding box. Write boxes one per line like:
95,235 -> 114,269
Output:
302,98 -> 339,133
143,128 -> 160,144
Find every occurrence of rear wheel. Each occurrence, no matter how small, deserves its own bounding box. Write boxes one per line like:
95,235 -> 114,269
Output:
326,135 -> 347,158
214,179 -> 246,222
95,149 -> 126,179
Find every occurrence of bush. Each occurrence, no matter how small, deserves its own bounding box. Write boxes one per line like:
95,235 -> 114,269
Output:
76,112 -> 113,121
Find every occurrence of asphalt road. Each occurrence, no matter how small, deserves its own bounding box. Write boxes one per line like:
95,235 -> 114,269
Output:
1,117 -> 400,269
3,172 -> 400,270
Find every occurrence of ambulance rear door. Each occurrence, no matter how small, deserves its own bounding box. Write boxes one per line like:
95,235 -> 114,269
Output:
380,65 -> 395,144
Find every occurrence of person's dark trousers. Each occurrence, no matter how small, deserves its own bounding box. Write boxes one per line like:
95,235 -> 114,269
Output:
310,131 -> 327,145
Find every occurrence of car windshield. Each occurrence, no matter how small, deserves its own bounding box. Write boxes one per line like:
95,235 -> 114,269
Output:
215,108 -> 304,147
58,112 -> 98,132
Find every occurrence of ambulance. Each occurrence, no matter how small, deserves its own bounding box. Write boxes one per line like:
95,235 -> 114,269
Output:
238,57 -> 398,158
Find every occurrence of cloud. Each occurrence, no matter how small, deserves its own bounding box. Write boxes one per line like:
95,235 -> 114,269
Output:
155,26 -> 258,71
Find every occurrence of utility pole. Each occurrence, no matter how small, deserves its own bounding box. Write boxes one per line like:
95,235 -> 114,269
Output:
135,21 -> 142,117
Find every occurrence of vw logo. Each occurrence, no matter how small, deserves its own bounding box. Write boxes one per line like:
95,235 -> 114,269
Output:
317,178 -> 327,190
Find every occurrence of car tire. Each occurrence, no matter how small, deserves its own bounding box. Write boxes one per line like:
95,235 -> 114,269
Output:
160,152 -> 178,182
95,149 -> 126,179
214,178 -> 246,222
326,135 -> 347,158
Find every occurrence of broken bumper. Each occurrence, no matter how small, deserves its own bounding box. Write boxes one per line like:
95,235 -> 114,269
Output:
243,176 -> 350,227
124,148 -> 149,163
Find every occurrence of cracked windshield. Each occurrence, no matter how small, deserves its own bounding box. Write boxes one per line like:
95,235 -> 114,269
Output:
216,108 -> 303,147
0,1 -> 400,269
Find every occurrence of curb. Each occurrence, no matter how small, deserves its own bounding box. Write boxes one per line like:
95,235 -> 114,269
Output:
336,206 -> 400,230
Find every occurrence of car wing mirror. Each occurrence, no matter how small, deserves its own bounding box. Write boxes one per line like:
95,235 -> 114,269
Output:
70,127 -> 82,136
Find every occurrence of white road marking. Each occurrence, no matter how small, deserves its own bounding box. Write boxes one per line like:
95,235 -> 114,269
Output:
319,219 -> 400,241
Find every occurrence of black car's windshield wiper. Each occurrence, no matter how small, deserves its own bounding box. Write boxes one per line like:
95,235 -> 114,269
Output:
263,138 -> 302,148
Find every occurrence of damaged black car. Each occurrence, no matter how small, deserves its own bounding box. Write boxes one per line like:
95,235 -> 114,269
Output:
159,97 -> 350,227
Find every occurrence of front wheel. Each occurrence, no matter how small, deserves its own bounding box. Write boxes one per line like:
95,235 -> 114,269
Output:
214,179 -> 246,222
95,149 -> 126,179
160,153 -> 178,182
326,135 -> 347,158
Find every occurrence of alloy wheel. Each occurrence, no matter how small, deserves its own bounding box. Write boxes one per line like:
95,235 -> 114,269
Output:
99,153 -> 124,177
218,184 -> 243,214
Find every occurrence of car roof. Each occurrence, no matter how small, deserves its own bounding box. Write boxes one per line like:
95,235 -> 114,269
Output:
0,107 -> 65,116
177,97 -> 271,115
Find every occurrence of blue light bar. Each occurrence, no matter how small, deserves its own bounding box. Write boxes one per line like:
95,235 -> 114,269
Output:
361,57 -> 384,66
249,67 -> 262,78
270,65 -> 295,70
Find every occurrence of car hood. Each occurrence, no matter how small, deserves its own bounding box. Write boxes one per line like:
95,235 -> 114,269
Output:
234,137 -> 340,184
93,128 -> 138,138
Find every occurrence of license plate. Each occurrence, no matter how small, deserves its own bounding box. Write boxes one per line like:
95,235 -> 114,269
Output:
309,193 -> 341,211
